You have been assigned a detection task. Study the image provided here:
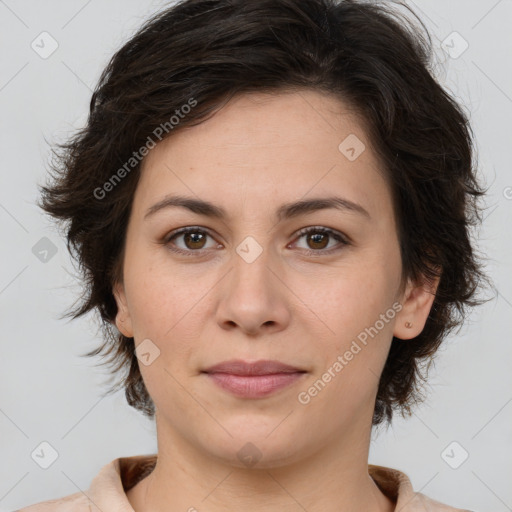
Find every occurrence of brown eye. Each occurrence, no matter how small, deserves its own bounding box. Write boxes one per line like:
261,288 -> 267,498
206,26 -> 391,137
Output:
306,231 -> 329,250
182,231 -> 207,249
164,227 -> 219,255
293,227 -> 349,254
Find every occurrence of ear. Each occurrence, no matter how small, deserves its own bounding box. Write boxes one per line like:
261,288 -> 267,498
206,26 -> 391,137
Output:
112,280 -> 134,338
393,273 -> 440,340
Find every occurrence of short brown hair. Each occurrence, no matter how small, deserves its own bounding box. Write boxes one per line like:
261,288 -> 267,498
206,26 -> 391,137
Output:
39,0 -> 492,426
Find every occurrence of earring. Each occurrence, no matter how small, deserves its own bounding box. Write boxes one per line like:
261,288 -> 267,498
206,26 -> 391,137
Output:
405,321 -> 413,328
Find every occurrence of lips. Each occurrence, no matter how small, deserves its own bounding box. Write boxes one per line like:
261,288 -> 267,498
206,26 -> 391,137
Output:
201,359 -> 307,399
202,359 -> 305,376
202,359 -> 307,398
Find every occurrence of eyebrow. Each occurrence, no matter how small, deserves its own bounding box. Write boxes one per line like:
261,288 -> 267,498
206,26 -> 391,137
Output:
144,194 -> 371,221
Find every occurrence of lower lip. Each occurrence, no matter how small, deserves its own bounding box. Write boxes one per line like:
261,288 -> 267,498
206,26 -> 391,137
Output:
204,372 -> 305,398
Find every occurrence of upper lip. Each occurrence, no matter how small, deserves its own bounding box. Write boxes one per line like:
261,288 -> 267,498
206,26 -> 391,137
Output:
202,359 -> 305,376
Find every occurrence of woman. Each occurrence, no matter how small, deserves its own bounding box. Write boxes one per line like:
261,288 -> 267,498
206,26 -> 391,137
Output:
20,0 -> 489,510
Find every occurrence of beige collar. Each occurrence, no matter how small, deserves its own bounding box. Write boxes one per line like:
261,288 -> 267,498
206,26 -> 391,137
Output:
19,454 -> 471,511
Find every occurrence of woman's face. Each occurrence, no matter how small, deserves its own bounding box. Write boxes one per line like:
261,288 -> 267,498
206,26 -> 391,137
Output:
113,90 -> 434,468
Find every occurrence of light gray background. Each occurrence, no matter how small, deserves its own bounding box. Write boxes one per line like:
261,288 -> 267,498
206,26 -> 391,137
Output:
1,0 -> 511,510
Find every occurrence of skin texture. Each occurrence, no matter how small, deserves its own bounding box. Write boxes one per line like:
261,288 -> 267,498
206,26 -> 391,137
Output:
113,90 -> 439,512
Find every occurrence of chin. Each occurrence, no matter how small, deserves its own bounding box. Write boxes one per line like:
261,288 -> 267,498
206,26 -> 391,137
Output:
202,424 -> 310,470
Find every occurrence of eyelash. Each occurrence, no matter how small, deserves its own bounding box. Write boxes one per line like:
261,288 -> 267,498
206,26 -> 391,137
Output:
162,226 -> 350,257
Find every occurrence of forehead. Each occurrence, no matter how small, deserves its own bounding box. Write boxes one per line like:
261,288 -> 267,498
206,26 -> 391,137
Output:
133,89 -> 392,222
152,89 -> 367,152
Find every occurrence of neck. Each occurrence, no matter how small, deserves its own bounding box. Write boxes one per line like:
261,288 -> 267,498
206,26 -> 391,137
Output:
127,416 -> 395,512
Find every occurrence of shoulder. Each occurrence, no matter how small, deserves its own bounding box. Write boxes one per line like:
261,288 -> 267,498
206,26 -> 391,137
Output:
14,454 -> 156,512
15,490 -> 95,511
369,464 -> 475,511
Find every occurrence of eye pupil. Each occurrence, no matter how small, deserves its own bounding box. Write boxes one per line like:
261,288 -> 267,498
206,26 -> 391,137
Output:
185,232 -> 206,249
308,232 -> 328,249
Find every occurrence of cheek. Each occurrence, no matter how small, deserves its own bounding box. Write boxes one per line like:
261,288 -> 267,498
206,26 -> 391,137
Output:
124,254 -> 217,363
298,266 -> 398,417
311,262 -> 398,339
125,264 -> 206,405
297,255 -> 401,400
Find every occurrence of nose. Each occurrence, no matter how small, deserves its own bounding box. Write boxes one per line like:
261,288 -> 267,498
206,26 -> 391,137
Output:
215,240 -> 291,336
